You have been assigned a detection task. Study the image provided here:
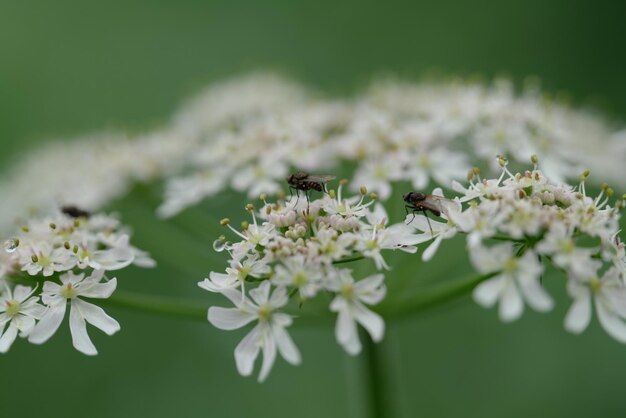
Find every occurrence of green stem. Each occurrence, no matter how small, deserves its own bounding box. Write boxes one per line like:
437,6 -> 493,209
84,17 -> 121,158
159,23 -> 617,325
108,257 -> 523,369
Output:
99,272 -> 497,327
332,255 -> 365,265
361,330 -> 391,418
101,290 -> 208,321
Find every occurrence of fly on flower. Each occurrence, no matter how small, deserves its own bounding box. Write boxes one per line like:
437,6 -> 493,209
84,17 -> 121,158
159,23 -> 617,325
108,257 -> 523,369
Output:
61,205 -> 91,218
286,171 -> 336,207
403,191 -> 454,235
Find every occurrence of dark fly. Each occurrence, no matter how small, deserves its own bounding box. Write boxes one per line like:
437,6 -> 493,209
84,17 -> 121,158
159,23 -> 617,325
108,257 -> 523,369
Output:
61,205 -> 91,218
403,192 -> 452,235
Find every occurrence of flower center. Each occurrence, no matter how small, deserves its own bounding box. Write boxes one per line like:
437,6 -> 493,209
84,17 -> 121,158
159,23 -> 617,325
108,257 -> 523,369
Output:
589,276 -> 602,293
373,166 -> 387,179
340,283 -> 354,299
257,304 -> 272,321
238,266 -> 251,281
418,155 -> 431,169
293,271 -> 308,287
365,239 -> 379,251
503,257 -> 519,273
5,300 -> 21,316
60,283 -> 78,299
37,255 -> 51,267
560,239 -> 575,254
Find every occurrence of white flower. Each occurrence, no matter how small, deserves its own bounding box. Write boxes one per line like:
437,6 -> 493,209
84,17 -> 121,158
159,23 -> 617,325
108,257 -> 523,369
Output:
19,242 -> 74,276
0,285 -> 45,352
350,156 -> 403,200
536,223 -> 600,278
327,271 -> 386,355
407,148 -> 468,190
470,243 -> 552,322
272,256 -> 323,299
565,267 -> 626,343
231,156 -> 288,198
202,254 -> 270,293
157,170 -> 226,218
408,214 -> 458,262
28,270 -> 120,355
356,221 -> 420,270
208,281 -> 301,382
76,234 -> 135,271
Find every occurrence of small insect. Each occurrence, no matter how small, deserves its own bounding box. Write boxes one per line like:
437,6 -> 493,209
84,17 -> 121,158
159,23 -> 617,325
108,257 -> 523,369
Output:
403,192 -> 453,235
286,171 -> 336,207
61,205 -> 91,218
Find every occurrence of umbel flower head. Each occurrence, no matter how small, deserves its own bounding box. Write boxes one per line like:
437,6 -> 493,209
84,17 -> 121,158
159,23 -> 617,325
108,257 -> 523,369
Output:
0,209 -> 155,355
202,155 -> 625,382
202,183 -> 421,381
407,156 -> 626,338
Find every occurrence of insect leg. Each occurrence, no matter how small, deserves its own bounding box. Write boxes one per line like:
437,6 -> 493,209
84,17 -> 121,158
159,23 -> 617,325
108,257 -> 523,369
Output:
405,205 -> 416,224
422,209 -> 434,236
305,190 -> 310,214
293,188 -> 300,207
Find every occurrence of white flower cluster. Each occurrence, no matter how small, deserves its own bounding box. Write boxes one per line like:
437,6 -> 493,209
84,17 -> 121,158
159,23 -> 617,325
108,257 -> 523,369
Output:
409,157 -> 626,342
3,73 -> 621,232
0,210 -> 154,354
159,76 -> 626,216
201,184 -> 422,381
0,74 -> 310,233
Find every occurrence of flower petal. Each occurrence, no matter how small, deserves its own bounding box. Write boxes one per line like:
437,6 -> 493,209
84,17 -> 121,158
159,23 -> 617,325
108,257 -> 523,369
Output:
422,236 -> 443,262
564,295 -> 591,334
0,323 -> 19,353
28,302 -> 67,345
596,301 -> 626,343
519,279 -> 554,313
79,278 -> 117,299
335,307 -> 361,355
353,302 -> 385,342
69,301 -> 97,355
208,307 -> 256,330
472,276 -> 502,308
73,299 -> 120,336
258,331 -> 277,382
234,324 -> 261,377
499,280 -> 523,322
272,323 -> 301,366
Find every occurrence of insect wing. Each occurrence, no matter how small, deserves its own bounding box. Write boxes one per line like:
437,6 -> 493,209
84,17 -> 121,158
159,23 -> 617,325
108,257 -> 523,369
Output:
425,195 -> 456,212
305,174 -> 336,184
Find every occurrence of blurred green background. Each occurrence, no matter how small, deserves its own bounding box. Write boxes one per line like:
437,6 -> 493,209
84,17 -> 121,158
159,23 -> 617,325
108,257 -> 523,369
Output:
1,1 -> 626,417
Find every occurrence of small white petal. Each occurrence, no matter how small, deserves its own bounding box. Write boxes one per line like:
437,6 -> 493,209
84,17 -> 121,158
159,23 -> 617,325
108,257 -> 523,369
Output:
249,281 -> 271,306
472,277 -> 502,308
422,236 -> 443,262
272,325 -> 301,366
28,303 -> 67,344
519,279 -> 554,312
353,302 -> 385,342
596,301 -> 626,343
69,302 -> 98,355
258,331 -> 277,382
208,307 -> 256,330
73,299 -> 120,335
79,278 -> 117,299
335,308 -> 361,355
499,281 -> 523,322
234,325 -> 261,377
564,295 -> 592,334
0,323 -> 19,353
